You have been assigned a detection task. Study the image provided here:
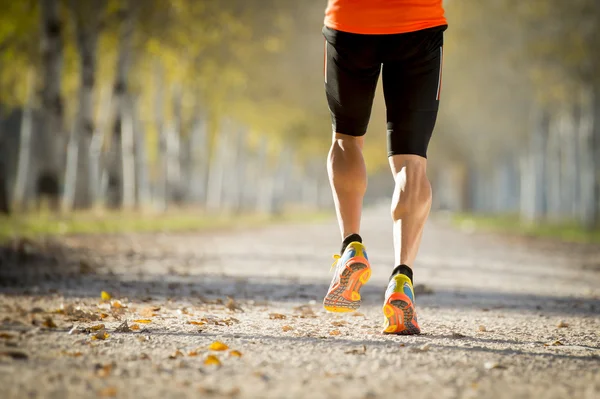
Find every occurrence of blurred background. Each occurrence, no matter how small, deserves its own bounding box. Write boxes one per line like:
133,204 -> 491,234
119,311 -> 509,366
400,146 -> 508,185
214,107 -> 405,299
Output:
0,0 -> 599,239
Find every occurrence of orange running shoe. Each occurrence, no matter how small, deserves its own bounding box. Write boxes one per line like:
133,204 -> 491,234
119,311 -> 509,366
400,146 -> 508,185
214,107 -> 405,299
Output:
323,241 -> 371,312
382,273 -> 421,335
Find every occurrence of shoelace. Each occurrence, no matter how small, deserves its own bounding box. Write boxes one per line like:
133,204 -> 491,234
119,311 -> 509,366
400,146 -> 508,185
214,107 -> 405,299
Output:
330,254 -> 341,271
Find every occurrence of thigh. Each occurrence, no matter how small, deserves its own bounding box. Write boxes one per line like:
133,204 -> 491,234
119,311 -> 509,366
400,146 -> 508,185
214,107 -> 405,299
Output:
382,27 -> 445,157
323,26 -> 381,137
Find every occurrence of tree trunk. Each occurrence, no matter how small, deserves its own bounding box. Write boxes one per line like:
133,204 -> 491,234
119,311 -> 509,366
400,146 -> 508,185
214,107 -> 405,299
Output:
39,0 -> 65,211
120,98 -> 136,209
522,107 -> 549,223
592,80 -> 600,228
107,0 -> 136,208
206,122 -> 229,212
579,86 -> 597,228
168,85 -> 183,204
133,98 -> 150,207
153,61 -> 168,210
188,113 -> 208,204
69,0 -> 101,210
12,70 -> 35,210
89,86 -> 112,208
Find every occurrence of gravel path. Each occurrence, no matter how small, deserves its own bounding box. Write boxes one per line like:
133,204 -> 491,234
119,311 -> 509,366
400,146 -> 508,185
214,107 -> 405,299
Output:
1,206 -> 599,399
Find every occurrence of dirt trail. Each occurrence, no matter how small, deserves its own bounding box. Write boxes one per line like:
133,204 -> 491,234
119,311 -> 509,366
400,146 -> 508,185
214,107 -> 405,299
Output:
1,206 -> 599,399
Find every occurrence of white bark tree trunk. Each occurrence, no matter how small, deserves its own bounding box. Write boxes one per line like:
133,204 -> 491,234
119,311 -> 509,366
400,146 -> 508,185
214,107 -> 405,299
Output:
107,0 -> 136,208
133,98 -> 150,207
579,87 -> 597,228
12,70 -> 35,210
188,113 -> 208,204
153,61 -> 167,210
39,0 -> 65,210
89,86 -> 112,208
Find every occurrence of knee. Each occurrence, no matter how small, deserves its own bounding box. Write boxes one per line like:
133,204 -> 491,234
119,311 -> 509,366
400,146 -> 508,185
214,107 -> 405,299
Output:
391,162 -> 431,220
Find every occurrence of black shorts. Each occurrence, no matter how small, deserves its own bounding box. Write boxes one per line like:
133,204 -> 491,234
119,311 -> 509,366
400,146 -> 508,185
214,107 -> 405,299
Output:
323,24 -> 447,158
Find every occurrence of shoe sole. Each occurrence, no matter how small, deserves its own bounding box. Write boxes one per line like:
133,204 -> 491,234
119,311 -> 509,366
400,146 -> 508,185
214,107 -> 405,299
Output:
382,293 -> 421,335
323,260 -> 371,313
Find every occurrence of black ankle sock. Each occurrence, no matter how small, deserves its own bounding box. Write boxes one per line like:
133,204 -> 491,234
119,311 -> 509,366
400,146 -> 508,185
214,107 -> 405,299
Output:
390,264 -> 413,285
341,233 -> 362,254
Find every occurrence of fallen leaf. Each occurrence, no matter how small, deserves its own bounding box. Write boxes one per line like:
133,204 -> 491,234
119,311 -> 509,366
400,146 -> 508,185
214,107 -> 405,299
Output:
139,307 -> 158,318
92,331 -> 110,340
0,350 -> 28,360
226,297 -> 243,312
351,312 -> 365,317
0,333 -> 16,340
544,340 -> 563,346
478,325 -> 487,332
91,324 -> 106,331
99,313 -> 109,319
269,313 -> 286,320
114,321 -> 131,333
98,386 -> 117,397
187,321 -> 205,326
230,350 -> 243,357
557,321 -> 569,328
130,324 -> 140,331
484,361 -> 506,370
451,332 -> 466,339
204,355 -> 221,366
331,321 -> 347,327
96,363 -> 113,377
209,341 -> 229,351
101,291 -> 112,301
169,350 -> 184,359
344,345 -> 366,355
282,325 -> 293,332
133,319 -> 152,324
329,329 -> 341,336
42,317 -> 57,329
111,300 -> 125,309
188,350 -> 198,357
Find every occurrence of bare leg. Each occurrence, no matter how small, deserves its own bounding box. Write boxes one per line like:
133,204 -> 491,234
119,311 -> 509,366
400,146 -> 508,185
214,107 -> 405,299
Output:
327,133 -> 367,239
389,154 -> 432,268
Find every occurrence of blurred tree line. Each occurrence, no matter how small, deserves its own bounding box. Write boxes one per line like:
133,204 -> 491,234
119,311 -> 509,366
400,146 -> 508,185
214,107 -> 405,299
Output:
0,0 -> 598,231
0,0 -> 334,216
429,0 -> 600,230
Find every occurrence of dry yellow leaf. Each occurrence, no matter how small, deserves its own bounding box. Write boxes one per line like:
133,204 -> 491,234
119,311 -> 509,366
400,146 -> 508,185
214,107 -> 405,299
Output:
91,324 -> 106,331
204,355 -> 221,366
99,313 -> 109,319
96,364 -> 113,378
42,317 -> 57,328
282,325 -> 293,332
209,341 -> 229,351
101,291 -> 112,301
133,319 -> 152,324
111,300 -> 124,309
0,332 -> 16,339
62,351 -> 83,357
230,350 -> 243,357
329,329 -> 341,336
188,350 -> 199,357
139,307 -> 158,318
92,331 -> 110,340
351,312 -> 365,317
98,386 -> 117,397
332,321 -> 347,327
269,313 -> 286,320
169,350 -> 184,359
130,324 -> 140,331
187,321 -> 205,326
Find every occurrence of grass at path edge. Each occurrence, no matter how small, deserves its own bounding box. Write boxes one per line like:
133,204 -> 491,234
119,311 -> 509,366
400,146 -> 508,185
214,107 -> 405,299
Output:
0,209 -> 333,243
452,213 -> 600,244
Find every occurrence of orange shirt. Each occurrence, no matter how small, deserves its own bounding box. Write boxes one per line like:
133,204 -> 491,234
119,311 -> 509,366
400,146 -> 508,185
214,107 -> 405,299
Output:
324,0 -> 447,35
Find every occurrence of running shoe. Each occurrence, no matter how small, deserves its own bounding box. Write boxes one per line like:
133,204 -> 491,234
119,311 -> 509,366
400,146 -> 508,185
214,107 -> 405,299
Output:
323,241 -> 371,312
382,273 -> 421,334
